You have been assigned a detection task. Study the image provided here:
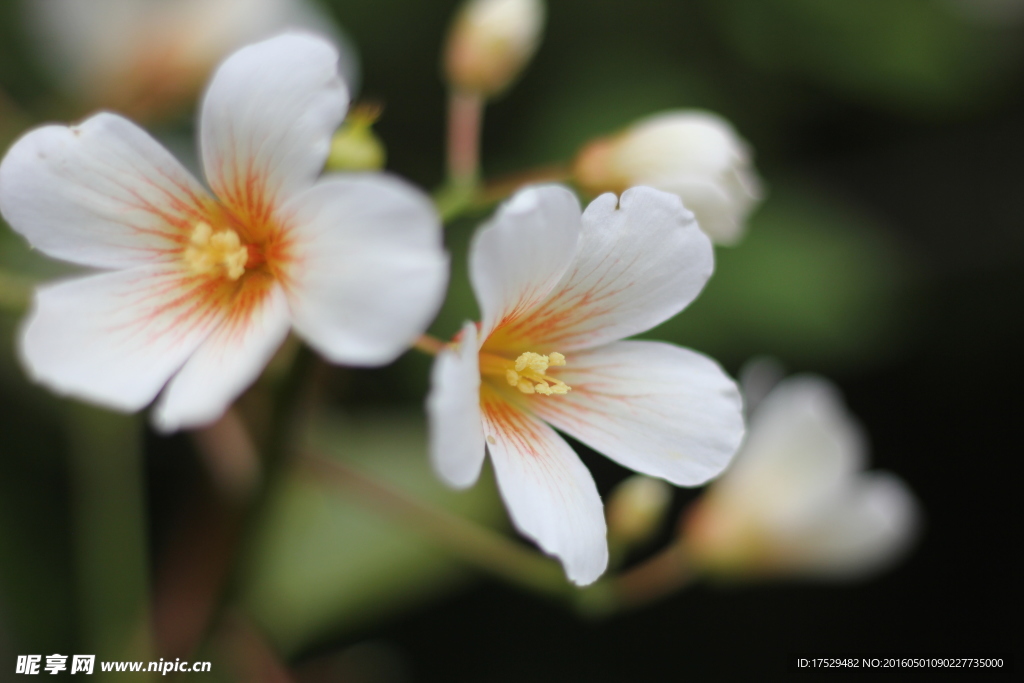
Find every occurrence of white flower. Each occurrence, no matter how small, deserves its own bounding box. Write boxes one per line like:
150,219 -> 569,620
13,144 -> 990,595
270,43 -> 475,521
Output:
23,0 -> 356,120
427,185 -> 744,585
444,0 -> 546,96
574,111 -> 763,245
683,376 -> 919,580
0,33 -> 447,433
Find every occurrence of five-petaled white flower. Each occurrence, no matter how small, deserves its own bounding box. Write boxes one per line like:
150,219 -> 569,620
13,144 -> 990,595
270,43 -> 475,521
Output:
683,375 -> 919,580
427,184 -> 745,585
0,33 -> 448,432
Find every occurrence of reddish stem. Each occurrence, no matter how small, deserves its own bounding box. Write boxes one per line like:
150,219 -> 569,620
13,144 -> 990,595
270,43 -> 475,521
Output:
447,90 -> 484,186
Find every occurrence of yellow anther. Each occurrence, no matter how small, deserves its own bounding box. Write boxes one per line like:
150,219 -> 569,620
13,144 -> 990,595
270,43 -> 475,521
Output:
506,351 -> 571,396
515,351 -> 550,374
184,222 -> 248,280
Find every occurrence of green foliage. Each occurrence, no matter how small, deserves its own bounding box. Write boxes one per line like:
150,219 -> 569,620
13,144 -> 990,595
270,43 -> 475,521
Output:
706,0 -> 1020,112
647,182 -> 918,369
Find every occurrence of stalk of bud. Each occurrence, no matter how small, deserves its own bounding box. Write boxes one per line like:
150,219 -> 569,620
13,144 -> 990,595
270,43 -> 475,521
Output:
573,111 -> 763,245
443,0 -> 546,97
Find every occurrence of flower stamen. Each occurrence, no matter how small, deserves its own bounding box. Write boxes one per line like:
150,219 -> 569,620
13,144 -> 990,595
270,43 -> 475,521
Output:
505,351 -> 570,396
184,221 -> 248,280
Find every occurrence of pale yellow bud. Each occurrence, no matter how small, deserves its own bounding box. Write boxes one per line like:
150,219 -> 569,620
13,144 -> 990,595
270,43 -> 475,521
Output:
444,0 -> 545,97
326,105 -> 387,172
606,475 -> 672,546
574,110 -> 763,245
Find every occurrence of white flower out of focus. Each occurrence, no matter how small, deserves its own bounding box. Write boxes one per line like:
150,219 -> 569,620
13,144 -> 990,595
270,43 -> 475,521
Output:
683,375 -> 919,580
574,111 -> 763,245
426,184 -> 745,585
23,0 -> 356,121
444,0 -> 546,96
0,33 -> 447,433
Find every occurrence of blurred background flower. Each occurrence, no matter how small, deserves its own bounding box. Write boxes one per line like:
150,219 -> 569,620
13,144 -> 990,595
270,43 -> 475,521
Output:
683,373 -> 919,580
0,0 -> 1019,679
20,0 -> 356,123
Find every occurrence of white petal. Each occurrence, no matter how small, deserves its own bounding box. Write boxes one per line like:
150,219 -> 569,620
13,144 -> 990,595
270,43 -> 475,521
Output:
426,322 -> 486,488
152,283 -> 291,432
719,376 -> 866,525
282,174 -> 447,366
482,392 -> 608,585
497,186 -> 713,351
200,33 -> 348,220
778,472 -> 919,579
18,265 -> 226,412
470,185 -> 582,340
0,112 -> 211,269
531,341 -> 745,486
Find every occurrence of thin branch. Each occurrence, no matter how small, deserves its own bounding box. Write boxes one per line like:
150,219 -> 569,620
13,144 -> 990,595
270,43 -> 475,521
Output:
301,452 -> 571,598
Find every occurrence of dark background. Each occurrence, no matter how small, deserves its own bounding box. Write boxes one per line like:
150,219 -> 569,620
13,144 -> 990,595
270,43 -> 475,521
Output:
1,0 -> 1020,679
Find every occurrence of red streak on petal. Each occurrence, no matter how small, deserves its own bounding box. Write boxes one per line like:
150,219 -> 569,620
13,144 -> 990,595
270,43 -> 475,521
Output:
486,249 -> 641,352
245,244 -> 265,269
481,385 -> 546,460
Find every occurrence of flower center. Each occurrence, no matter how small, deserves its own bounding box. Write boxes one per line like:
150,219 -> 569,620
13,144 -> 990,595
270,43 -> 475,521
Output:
184,222 -> 248,280
482,350 -> 571,396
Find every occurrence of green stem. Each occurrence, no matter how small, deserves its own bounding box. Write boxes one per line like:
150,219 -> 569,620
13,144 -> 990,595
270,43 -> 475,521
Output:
300,452 -> 700,613
303,453 -> 571,598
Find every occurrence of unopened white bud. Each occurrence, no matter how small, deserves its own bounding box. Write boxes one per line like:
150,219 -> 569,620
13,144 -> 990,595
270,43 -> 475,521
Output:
574,111 -> 763,245
607,475 -> 672,546
444,0 -> 545,97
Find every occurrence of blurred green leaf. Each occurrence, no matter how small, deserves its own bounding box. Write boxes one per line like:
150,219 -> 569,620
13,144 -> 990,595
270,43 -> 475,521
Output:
241,411 -> 503,655
0,220 -> 76,280
503,57 -> 726,168
646,182 -> 918,370
0,367 -> 76,654
706,0 -> 1020,112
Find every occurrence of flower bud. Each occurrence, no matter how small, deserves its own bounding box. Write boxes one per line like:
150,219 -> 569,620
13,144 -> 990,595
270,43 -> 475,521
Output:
607,475 -> 673,546
573,111 -> 763,245
326,104 -> 387,172
444,0 -> 545,97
